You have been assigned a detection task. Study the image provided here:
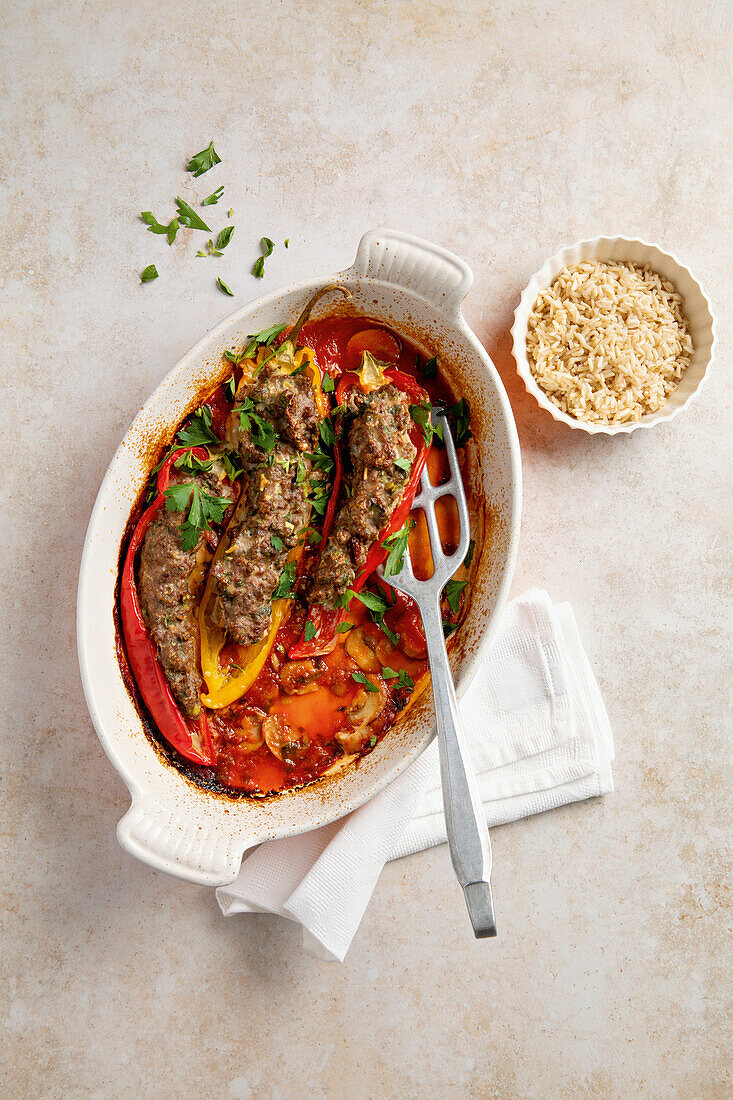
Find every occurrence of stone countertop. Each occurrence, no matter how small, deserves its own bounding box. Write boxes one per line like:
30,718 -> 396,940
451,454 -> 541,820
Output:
1,1 -> 730,1096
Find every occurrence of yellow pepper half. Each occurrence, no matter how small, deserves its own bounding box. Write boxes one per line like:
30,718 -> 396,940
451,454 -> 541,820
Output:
199,544 -> 304,709
198,340 -> 326,710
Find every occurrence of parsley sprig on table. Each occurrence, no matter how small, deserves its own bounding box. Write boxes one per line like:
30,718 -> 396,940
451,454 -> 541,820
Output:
186,141 -> 221,177
252,236 -> 275,278
139,142 -> 290,291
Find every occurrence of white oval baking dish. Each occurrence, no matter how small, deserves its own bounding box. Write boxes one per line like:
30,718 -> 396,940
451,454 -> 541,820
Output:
77,229 -> 522,886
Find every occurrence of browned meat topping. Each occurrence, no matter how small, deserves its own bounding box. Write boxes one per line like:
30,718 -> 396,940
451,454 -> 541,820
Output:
228,358 -> 319,456
211,360 -> 321,645
308,385 -> 416,609
209,446 -> 314,644
138,460 -> 234,716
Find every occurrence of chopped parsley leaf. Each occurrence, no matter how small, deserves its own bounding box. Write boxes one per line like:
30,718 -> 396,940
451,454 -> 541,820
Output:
176,405 -> 221,448
351,671 -> 379,694
321,373 -> 335,393
444,578 -> 467,615
271,534 -> 284,552
163,482 -> 231,551
382,519 -> 414,577
221,451 -> 242,482
422,355 -> 438,379
141,264 -> 158,282
216,225 -> 235,250
304,620 -> 317,641
272,561 -> 297,600
347,589 -> 390,614
175,197 -> 211,233
202,185 -> 224,206
319,417 -> 337,447
464,538 -> 475,568
186,141 -> 221,177
409,401 -> 442,446
336,621 -> 353,633
441,398 -> 473,447
217,276 -> 234,296
236,398 -> 277,451
252,237 -> 275,278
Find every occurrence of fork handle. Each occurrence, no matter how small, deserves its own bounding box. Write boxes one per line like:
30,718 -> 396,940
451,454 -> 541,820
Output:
423,600 -> 497,938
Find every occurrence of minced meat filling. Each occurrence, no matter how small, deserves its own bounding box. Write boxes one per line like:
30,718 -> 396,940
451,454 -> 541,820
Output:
138,460 -> 233,716
308,385 -> 416,609
209,447 -> 314,644
210,360 -> 320,646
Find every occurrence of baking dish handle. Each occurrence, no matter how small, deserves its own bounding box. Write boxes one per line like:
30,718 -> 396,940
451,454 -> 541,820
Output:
117,793 -> 244,887
349,229 -> 473,316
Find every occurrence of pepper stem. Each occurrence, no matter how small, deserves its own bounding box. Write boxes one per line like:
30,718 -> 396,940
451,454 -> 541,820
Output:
288,284 -> 352,349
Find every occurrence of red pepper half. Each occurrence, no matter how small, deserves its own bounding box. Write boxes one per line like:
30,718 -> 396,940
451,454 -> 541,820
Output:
120,446 -> 217,766
290,369 -> 431,658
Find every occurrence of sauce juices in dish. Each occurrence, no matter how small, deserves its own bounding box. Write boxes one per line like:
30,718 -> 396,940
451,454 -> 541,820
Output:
116,306 -> 474,797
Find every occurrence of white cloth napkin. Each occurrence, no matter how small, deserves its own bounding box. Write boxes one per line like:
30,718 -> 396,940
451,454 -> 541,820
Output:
216,589 -> 614,961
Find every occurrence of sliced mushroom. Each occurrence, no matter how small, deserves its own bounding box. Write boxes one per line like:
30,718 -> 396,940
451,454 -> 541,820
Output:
262,714 -> 307,764
232,708 -> 266,753
345,626 -> 381,673
336,678 -> 388,753
279,658 -> 324,695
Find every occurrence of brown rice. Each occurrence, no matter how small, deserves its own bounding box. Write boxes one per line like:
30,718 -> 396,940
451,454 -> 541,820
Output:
526,260 -> 692,424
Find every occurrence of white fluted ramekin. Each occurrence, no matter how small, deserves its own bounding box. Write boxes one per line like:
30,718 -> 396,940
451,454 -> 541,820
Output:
510,236 -> 716,436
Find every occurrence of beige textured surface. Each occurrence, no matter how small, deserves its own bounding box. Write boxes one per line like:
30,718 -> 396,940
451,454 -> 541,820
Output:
1,0 -> 731,1096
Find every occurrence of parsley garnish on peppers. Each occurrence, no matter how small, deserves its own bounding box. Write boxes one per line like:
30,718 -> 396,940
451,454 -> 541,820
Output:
343,589 -> 399,646
235,398 -> 277,452
272,561 -> 297,600
442,398 -> 473,447
186,141 -> 221,177
409,401 -> 442,446
163,481 -> 231,551
382,519 -> 414,577
176,405 -> 222,448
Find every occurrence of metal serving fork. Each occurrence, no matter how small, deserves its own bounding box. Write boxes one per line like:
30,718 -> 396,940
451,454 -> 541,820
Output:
379,411 -> 497,938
